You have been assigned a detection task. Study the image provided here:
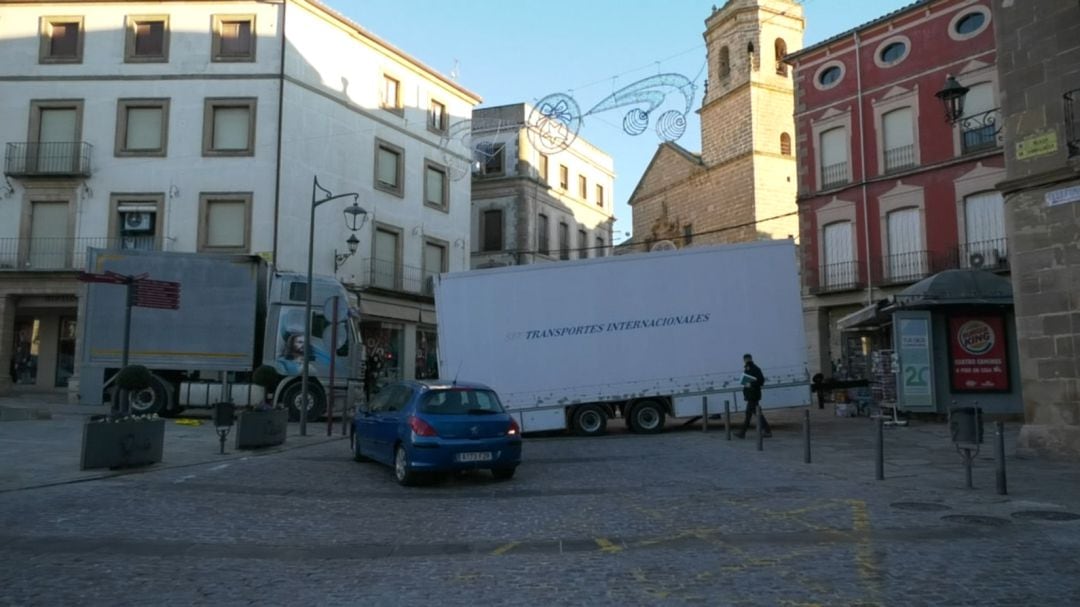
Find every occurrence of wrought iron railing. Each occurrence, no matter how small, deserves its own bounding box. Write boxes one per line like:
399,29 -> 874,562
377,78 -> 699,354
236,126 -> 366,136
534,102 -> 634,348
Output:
0,236 -> 158,270
806,239 -> 1010,294
809,260 -> 861,294
4,142 -> 93,177
345,257 -> 433,296
959,108 -> 1001,154
958,237 -> 1009,271
1066,90 -> 1080,157
821,161 -> 849,190
883,144 -> 916,173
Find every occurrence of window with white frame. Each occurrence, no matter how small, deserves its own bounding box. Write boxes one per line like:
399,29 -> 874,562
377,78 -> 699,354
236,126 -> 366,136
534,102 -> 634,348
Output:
886,207 -> 925,282
199,194 -> 250,252
382,75 -> 401,113
821,221 -> 855,289
960,82 -> 997,153
962,191 -> 1006,267
882,107 -> 915,172
819,127 -> 848,189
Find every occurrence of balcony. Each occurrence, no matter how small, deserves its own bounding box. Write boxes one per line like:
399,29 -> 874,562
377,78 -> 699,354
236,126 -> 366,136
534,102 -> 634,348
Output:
808,260 -> 862,294
883,144 -> 916,173
347,257 -> 436,297
0,236 -> 158,271
821,161 -> 849,190
958,237 -> 1009,271
1066,89 -> 1080,157
5,142 -> 93,178
806,239 -> 1010,295
959,109 -> 1002,154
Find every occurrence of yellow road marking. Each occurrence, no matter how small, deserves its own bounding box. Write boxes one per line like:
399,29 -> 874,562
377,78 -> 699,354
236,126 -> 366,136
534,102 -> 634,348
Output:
594,537 -> 622,553
849,499 -> 883,606
490,541 -> 519,556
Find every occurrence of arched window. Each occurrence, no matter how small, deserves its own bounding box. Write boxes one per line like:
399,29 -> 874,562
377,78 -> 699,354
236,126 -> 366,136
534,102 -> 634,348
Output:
780,132 -> 792,156
775,38 -> 788,76
718,46 -> 730,78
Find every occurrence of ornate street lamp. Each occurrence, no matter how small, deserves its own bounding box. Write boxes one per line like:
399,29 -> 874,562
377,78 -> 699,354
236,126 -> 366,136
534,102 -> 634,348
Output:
299,176 -> 367,436
334,233 -> 361,272
935,75 -> 970,124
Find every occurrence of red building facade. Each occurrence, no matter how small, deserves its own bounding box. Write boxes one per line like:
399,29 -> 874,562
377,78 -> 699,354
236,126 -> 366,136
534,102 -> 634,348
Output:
788,0 -> 1006,377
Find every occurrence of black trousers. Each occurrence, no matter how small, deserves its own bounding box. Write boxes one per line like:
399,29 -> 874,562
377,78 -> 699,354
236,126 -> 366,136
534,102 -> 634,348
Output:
741,399 -> 771,433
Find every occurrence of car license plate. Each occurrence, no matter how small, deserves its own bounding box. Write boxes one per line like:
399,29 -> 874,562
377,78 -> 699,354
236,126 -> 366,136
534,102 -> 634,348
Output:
457,451 -> 493,463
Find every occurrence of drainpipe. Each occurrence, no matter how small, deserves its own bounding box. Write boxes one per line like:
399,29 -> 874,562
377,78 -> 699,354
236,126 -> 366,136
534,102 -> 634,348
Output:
854,31 -> 874,307
271,0 -> 288,269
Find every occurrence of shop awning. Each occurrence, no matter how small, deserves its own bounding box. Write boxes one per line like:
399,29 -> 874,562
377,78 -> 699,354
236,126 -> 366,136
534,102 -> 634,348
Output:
837,300 -> 892,331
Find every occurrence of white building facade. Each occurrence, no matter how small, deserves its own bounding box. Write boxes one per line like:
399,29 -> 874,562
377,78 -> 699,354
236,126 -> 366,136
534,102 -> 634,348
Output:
470,104 -> 615,268
0,0 -> 480,398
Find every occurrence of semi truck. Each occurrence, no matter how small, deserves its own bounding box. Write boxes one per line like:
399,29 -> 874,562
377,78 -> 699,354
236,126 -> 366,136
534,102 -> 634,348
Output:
78,248 -> 362,420
433,240 -> 810,435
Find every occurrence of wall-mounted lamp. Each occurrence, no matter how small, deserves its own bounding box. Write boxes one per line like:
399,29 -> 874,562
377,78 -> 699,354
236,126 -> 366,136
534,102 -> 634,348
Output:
935,75 -> 970,124
334,233 -> 361,272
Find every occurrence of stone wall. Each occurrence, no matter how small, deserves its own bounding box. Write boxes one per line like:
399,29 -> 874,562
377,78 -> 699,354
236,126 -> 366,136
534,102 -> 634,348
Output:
994,0 -> 1080,459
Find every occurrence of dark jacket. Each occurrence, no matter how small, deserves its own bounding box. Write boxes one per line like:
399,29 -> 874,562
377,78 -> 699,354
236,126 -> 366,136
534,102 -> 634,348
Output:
743,361 -> 765,402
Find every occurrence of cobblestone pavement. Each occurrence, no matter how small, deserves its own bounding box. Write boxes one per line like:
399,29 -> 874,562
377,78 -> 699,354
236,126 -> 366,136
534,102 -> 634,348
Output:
2,408 -> 1080,606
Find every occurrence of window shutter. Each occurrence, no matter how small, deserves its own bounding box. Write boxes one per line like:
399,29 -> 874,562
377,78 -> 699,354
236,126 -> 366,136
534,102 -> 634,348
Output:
964,191 -> 1005,246
126,107 -> 162,149
424,243 -> 444,276
882,108 -> 913,150
212,107 -> 249,150
820,128 -> 846,166
206,200 -> 245,247
377,148 -> 398,186
963,82 -> 994,117
425,166 -> 444,205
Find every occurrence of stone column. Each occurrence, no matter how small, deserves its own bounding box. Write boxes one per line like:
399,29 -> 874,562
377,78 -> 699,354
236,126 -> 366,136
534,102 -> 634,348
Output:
0,294 -> 15,395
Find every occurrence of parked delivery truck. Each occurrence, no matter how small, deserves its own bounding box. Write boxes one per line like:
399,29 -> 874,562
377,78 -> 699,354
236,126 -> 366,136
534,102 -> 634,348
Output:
434,240 -> 810,435
78,248 -> 362,420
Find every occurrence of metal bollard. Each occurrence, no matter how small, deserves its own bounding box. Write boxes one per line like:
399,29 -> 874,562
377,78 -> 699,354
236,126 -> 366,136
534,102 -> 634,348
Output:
803,409 -> 811,464
875,416 -> 884,480
755,408 -> 763,452
725,400 -> 732,440
702,396 -> 708,433
995,421 -> 1007,495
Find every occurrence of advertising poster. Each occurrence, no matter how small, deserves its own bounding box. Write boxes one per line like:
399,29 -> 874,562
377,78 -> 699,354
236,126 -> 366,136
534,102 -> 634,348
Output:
949,314 -> 1009,392
894,311 -> 935,410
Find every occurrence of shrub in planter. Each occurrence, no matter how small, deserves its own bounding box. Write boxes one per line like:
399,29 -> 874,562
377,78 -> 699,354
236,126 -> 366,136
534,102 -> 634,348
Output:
235,365 -> 287,449
81,414 -> 165,470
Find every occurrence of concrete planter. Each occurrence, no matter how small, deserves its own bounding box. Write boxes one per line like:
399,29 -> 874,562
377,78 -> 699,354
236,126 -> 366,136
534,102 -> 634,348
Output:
80,418 -> 165,470
235,409 -> 287,450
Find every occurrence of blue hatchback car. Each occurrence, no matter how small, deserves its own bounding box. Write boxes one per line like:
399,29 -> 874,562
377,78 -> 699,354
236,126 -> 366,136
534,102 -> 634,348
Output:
351,380 -> 522,485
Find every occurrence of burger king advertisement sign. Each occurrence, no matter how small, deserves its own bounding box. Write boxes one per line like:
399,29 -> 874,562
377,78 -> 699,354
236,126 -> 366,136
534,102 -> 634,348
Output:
948,314 -> 1009,392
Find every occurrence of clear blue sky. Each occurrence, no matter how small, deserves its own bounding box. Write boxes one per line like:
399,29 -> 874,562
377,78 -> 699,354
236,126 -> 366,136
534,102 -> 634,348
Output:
335,0 -> 912,242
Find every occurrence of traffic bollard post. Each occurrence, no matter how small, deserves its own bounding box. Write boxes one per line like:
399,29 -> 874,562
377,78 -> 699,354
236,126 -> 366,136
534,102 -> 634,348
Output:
995,421 -> 1007,495
755,408 -> 763,452
803,409 -> 811,464
875,416 -> 884,480
725,400 -> 731,440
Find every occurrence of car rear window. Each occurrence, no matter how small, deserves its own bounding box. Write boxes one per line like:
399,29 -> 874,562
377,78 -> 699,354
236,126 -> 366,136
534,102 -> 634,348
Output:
420,389 -> 505,415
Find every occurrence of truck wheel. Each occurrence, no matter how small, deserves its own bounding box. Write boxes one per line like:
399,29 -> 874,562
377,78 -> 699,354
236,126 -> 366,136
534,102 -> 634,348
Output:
126,374 -> 171,417
282,383 -> 326,422
628,400 -> 666,434
571,404 -> 607,436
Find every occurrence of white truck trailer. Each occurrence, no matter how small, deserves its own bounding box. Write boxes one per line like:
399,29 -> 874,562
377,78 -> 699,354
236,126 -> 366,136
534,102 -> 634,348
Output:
434,240 -> 809,435
78,248 -> 362,420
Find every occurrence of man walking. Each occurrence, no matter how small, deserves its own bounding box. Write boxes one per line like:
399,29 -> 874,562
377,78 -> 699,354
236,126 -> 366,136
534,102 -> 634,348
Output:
735,353 -> 772,439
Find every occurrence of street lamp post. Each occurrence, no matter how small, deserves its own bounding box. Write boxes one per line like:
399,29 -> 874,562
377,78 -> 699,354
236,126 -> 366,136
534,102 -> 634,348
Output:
300,176 -> 367,436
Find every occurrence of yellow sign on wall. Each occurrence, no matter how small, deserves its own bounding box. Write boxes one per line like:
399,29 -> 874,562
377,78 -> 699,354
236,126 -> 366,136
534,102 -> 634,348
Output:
1016,131 -> 1058,160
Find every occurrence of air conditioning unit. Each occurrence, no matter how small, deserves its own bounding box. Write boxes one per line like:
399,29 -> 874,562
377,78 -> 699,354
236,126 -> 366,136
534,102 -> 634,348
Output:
968,251 -> 986,269
122,212 -> 153,232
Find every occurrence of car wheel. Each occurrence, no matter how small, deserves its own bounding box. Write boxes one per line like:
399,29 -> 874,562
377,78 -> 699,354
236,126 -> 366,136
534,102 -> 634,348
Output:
571,404 -> 607,436
394,445 -> 418,486
628,400 -> 666,434
125,374 -> 171,417
283,382 -> 326,422
491,467 -> 516,481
